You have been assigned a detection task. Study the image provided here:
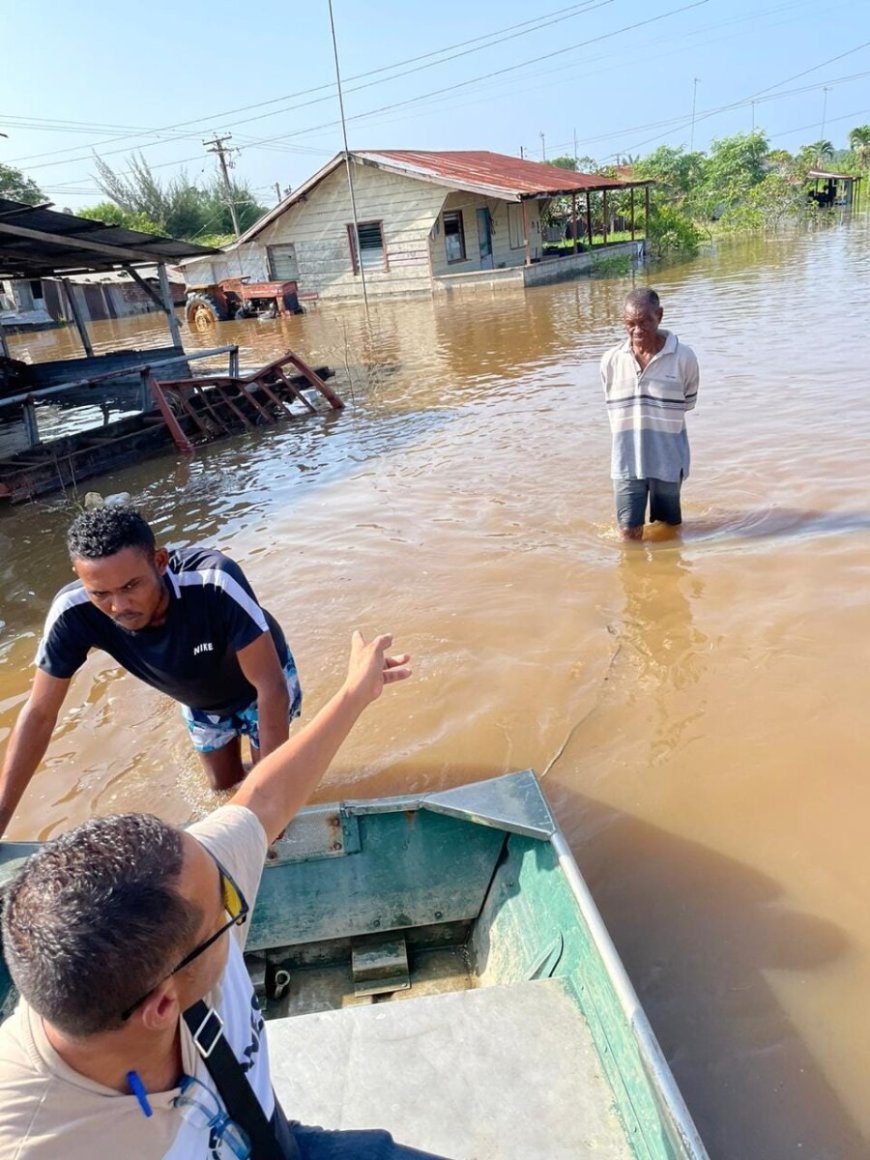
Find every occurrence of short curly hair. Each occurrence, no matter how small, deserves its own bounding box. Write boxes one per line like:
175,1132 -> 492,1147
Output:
67,506 -> 156,561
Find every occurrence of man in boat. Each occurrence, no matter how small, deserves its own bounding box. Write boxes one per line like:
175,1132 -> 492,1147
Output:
0,506 -> 302,838
0,631 -> 439,1159
600,288 -> 700,540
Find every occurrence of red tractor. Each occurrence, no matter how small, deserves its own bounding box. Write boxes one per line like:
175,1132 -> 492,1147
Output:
185,278 -> 303,329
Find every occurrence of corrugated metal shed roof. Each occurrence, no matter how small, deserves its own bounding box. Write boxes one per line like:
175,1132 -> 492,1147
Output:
807,169 -> 859,181
233,149 -> 654,246
0,199 -> 218,279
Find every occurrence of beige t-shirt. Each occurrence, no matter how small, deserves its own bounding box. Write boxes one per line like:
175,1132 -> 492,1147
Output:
0,804 -> 269,1159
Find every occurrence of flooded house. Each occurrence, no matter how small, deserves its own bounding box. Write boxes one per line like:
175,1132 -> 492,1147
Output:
180,150 -> 652,302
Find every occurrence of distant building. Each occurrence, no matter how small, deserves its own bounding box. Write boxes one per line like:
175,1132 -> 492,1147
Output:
0,279 -> 52,330
0,267 -> 185,332
181,150 -> 650,301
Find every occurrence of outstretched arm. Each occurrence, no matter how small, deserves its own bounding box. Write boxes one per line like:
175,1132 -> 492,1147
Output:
229,632 -> 410,843
0,670 -> 71,838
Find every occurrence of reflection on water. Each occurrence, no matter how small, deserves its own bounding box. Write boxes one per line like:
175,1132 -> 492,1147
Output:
3,219 -> 870,1158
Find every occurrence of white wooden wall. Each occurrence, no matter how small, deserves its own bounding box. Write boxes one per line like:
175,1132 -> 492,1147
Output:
429,192 -> 542,277
256,163 -> 448,300
181,244 -> 270,288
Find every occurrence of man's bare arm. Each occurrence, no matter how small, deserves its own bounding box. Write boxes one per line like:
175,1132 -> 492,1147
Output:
230,632 -> 410,843
0,670 -> 71,837
236,632 -> 290,760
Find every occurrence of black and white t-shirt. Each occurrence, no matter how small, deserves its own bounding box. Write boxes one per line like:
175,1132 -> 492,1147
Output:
36,548 -> 289,715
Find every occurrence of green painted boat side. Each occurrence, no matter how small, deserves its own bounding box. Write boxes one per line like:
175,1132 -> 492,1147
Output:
473,833 -> 683,1160
249,809 -> 506,953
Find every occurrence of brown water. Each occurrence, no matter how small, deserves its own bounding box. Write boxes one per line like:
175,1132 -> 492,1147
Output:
2,221 -> 869,1158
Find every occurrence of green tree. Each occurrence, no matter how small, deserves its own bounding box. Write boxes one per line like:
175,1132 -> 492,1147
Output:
848,125 -> 870,170
78,200 -> 163,235
549,155 -> 578,171
718,172 -> 806,233
805,139 -> 834,165
92,153 -> 266,241
696,131 -> 769,219
0,163 -> 44,205
632,146 -> 707,210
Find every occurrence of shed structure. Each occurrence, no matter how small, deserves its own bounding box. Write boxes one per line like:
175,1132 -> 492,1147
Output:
0,199 -> 223,459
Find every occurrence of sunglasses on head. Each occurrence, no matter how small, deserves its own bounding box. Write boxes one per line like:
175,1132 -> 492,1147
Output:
120,854 -> 249,1021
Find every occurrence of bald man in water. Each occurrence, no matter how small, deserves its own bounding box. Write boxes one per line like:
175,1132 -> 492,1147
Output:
600,288 -> 700,540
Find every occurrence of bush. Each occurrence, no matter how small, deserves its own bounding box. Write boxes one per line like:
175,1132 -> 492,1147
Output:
643,205 -> 703,257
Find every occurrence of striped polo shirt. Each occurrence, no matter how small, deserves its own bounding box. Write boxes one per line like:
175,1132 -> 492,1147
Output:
600,330 -> 699,482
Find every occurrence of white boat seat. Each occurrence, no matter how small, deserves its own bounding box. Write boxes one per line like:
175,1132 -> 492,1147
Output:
267,977 -> 633,1160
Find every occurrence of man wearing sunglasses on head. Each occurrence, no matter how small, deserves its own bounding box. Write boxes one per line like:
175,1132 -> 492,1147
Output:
0,632 -> 441,1159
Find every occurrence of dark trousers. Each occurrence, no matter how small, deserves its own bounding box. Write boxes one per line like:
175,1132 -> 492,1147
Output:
290,1123 -> 450,1160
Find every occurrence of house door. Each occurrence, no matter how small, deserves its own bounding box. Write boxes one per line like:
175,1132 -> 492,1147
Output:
477,208 -> 493,269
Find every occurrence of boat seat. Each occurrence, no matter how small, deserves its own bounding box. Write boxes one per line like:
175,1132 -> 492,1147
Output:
267,976 -> 633,1159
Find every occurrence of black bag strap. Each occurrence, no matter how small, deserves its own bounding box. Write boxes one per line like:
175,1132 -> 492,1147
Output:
183,1000 -> 300,1160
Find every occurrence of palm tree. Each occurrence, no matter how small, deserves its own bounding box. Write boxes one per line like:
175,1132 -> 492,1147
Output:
848,125 -> 870,170
807,139 -> 835,166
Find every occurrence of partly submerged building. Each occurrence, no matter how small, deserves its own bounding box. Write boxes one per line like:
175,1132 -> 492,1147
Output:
181,150 -> 652,302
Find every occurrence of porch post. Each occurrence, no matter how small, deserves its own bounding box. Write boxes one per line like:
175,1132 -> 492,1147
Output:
571,193 -> 578,254
0,320 -> 10,359
158,262 -> 183,349
644,185 -> 650,240
62,279 -> 94,357
521,199 -> 531,267
602,190 -> 608,245
630,187 -> 636,240
585,191 -> 593,247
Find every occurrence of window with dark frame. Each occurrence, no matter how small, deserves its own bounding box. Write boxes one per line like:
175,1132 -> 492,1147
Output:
443,210 -> 466,263
347,221 -> 387,274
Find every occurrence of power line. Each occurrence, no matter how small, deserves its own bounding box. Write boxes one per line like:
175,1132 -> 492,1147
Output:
3,0 -> 612,170
229,0 -> 713,153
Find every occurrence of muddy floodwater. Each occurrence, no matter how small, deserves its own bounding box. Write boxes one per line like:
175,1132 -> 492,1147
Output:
2,220 -> 869,1158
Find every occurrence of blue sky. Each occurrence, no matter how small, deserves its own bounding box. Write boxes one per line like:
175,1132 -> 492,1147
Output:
2,0 -> 869,212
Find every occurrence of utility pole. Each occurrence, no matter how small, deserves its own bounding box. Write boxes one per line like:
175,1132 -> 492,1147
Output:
820,86 -> 830,141
520,145 -> 525,159
540,131 -> 546,162
751,100 -> 756,132
203,134 -> 240,238
328,0 -> 369,316
690,77 -> 700,151
573,128 -> 578,168
274,182 -> 282,203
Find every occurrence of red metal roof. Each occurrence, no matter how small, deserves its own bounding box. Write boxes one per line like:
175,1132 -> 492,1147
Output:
356,150 -> 634,198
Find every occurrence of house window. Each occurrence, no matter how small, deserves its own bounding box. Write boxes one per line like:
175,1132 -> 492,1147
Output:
508,204 -> 525,249
267,243 -> 299,281
347,221 -> 387,274
443,211 -> 466,263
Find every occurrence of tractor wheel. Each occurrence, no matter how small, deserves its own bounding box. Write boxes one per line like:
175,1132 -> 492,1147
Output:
186,293 -> 228,329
